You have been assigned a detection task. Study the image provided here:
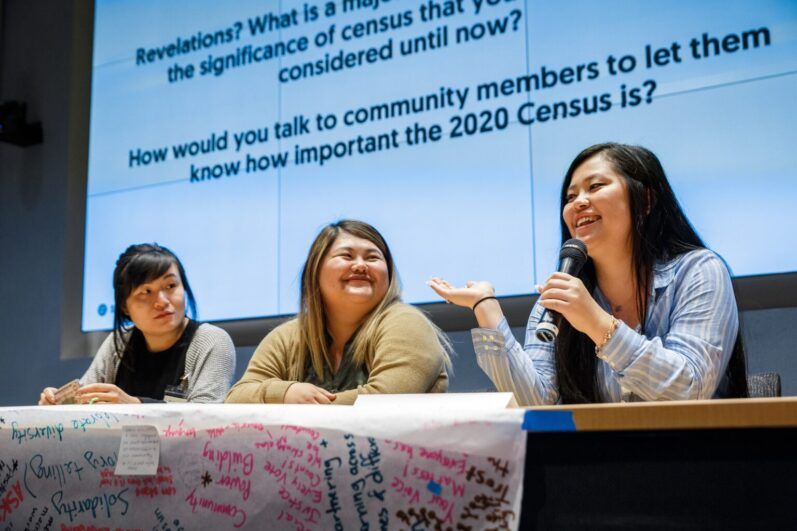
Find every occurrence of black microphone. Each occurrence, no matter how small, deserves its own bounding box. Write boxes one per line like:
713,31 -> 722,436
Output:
535,238 -> 589,342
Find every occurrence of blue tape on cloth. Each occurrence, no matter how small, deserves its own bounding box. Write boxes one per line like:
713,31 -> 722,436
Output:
427,480 -> 442,496
522,410 -> 576,432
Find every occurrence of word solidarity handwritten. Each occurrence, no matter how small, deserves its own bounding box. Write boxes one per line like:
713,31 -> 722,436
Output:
50,488 -> 130,523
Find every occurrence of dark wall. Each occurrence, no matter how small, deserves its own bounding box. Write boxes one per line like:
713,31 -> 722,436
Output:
0,0 -> 93,405
0,1 -> 794,406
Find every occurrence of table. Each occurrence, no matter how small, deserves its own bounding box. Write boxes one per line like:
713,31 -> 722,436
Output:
3,398 -> 795,529
520,398 -> 797,529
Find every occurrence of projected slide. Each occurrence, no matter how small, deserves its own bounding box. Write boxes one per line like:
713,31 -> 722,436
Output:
83,0 -> 797,330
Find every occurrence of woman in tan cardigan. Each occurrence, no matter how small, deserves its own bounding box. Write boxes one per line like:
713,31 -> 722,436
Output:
226,220 -> 450,405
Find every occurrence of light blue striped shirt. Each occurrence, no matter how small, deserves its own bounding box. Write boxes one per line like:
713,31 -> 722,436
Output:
472,249 -> 739,405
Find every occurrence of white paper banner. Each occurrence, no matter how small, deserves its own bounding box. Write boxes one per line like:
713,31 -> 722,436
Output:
0,401 -> 526,529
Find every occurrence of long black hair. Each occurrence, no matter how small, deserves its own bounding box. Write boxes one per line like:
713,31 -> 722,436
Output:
111,243 -> 197,360
554,143 -> 748,402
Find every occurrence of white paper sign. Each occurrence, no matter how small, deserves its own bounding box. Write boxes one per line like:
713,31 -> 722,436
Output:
354,392 -> 518,409
0,402 -> 526,529
115,424 -> 160,475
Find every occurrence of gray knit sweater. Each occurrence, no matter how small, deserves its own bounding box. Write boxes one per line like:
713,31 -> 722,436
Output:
80,323 -> 236,403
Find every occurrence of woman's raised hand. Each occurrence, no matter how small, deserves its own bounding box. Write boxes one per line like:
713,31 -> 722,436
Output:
427,278 -> 495,309
284,383 -> 337,405
427,277 -> 506,328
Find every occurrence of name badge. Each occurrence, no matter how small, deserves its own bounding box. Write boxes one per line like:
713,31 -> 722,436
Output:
164,385 -> 188,403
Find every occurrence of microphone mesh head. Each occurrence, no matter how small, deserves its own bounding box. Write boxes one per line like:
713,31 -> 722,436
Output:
559,238 -> 588,264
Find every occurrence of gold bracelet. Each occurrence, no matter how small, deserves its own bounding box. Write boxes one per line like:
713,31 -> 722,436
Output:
595,316 -> 620,355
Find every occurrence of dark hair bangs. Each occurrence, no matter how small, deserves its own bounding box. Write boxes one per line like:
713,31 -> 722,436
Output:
117,252 -> 176,298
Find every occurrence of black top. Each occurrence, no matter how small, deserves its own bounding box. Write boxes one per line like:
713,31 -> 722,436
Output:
115,319 -> 199,401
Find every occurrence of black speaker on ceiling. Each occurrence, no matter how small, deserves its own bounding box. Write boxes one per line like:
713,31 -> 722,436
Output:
0,101 -> 43,147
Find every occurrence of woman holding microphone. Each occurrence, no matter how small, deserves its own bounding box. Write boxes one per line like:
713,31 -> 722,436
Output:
429,143 -> 747,404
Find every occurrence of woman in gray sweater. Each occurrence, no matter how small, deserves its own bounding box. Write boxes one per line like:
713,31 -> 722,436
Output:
39,244 -> 235,404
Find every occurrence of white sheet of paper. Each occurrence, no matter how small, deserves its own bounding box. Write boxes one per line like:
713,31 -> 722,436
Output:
115,424 -> 160,475
353,392 -> 518,409
3,404 -> 527,528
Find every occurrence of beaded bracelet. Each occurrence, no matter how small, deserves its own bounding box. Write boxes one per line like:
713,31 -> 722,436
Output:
472,296 -> 498,312
595,316 -> 620,355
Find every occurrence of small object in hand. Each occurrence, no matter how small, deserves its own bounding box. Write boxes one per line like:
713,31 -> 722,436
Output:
88,397 -> 99,405
54,379 -> 80,405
